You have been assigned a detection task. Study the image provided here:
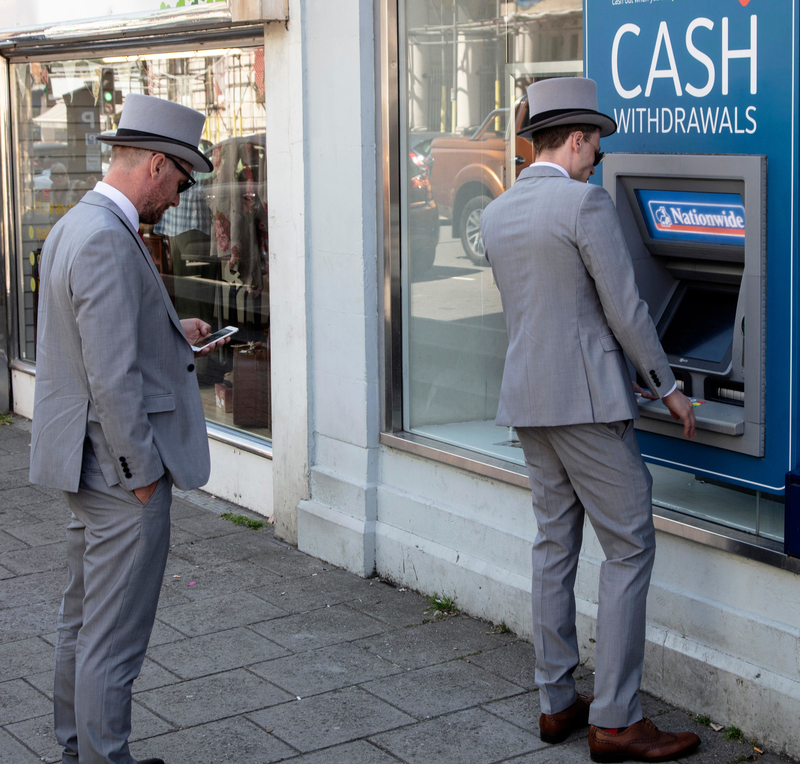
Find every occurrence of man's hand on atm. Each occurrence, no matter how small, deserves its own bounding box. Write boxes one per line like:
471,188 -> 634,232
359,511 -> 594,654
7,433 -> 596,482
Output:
662,388 -> 697,440
632,381 -> 657,400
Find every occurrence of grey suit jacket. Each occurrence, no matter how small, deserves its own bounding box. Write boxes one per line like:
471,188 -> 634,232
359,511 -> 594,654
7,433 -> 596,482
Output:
480,164 -> 675,427
30,191 -> 210,493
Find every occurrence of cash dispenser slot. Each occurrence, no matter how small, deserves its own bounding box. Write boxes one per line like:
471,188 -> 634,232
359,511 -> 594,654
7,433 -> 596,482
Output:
603,153 -> 766,457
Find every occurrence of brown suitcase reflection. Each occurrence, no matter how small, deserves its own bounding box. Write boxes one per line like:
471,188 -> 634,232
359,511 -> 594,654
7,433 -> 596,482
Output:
232,340 -> 271,429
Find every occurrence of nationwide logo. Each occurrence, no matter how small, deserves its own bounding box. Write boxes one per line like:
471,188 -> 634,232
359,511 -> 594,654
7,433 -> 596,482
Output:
646,199 -> 745,239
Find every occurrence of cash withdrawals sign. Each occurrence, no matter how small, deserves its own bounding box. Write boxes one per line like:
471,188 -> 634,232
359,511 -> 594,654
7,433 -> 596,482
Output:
584,0 -> 799,499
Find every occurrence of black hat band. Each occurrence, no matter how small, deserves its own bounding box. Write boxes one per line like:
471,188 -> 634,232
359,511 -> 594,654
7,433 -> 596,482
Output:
104,128 -> 204,156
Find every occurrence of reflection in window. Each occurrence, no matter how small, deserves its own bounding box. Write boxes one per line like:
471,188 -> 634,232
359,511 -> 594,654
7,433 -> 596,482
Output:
13,46 -> 271,441
401,0 -> 582,463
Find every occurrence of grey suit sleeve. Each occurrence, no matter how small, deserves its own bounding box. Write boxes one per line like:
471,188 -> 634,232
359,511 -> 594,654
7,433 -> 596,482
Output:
70,227 -> 165,489
575,185 -> 676,398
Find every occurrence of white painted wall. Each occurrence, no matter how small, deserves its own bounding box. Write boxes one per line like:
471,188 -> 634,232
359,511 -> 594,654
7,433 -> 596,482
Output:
11,369 -> 34,419
295,0 -> 381,576
264,8 -> 310,545
203,440 -> 273,515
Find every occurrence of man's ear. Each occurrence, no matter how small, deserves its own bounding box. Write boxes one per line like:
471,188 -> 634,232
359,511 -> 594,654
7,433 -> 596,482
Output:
149,152 -> 167,180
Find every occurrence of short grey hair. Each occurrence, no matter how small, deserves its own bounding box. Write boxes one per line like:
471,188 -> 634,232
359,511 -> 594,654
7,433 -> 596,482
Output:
109,145 -> 153,170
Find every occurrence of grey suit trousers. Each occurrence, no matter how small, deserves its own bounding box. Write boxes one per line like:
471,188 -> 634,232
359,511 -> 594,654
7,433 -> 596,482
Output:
516,421 -> 655,729
54,444 -> 172,764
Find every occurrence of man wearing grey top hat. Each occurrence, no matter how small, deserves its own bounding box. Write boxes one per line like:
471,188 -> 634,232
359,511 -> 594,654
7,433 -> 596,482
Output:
481,78 -> 701,762
30,94 -> 229,764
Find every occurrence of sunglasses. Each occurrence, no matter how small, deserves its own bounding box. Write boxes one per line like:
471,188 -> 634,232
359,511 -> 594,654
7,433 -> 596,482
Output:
166,155 -> 196,194
593,150 -> 605,167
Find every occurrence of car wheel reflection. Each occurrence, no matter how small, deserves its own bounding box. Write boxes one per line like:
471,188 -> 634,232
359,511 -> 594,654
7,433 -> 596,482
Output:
460,194 -> 492,264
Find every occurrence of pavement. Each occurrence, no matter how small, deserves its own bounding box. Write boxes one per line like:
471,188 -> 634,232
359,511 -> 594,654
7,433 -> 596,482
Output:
0,413 -> 797,764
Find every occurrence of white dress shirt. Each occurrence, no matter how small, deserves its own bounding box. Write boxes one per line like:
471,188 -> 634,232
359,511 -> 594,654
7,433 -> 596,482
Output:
93,181 -> 139,231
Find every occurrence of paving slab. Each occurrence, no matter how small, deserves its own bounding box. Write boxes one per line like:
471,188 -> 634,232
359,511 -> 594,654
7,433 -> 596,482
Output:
129,700 -> 176,741
25,668 -> 54,699
170,528 -> 283,566
253,567 -> 384,613
5,714 -> 61,763
344,583 -> 431,627
171,510 -> 250,540
363,658 -> 526,719
482,688 -> 544,733
169,496 -> 210,520
280,739 -> 403,763
0,451 -> 36,472
249,544 -> 332,579
4,519 -> 67,547
0,540 -> 67,575
162,557 -> 283,603
130,715 -> 298,763
156,590 -> 287,637
135,668 -> 294,727
249,603 -> 386,652
0,569 -> 67,608
147,626 -> 291,679
132,658 -> 181,693
504,738 -> 595,763
0,506 -> 49,528
0,636 -> 54,679
247,685 -> 416,753
0,678 -> 52,724
0,726 -> 43,763
148,618 -> 187,647
0,529 -> 29,554
249,641 -> 403,697
468,639 -> 539,690
371,706 -> 544,764
353,612 -> 514,670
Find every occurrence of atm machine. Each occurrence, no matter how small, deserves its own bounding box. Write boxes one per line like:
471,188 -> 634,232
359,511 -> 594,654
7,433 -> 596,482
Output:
584,0 -> 800,557
603,154 -> 765,457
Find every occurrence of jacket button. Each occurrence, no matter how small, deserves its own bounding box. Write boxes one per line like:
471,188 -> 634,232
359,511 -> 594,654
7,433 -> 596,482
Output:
188,364 -> 195,372
119,456 -> 125,462
124,471 -> 132,479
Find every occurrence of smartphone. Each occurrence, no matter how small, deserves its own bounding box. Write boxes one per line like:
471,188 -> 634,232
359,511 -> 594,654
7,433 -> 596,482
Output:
190,325 -> 238,352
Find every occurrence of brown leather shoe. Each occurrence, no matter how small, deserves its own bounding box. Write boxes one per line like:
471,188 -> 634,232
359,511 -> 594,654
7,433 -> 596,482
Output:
589,718 -> 701,762
539,693 -> 593,743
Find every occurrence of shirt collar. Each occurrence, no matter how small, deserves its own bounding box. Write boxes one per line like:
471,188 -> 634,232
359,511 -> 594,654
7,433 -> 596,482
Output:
533,161 -> 570,179
93,181 -> 139,230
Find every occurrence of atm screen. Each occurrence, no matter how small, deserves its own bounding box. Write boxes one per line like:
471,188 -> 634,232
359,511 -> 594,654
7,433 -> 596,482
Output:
660,285 -> 737,371
635,189 -> 745,247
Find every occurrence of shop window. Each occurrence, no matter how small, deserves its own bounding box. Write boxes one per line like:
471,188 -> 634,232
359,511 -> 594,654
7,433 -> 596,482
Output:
400,0 -> 582,461
12,46 -> 271,441
395,0 -> 782,544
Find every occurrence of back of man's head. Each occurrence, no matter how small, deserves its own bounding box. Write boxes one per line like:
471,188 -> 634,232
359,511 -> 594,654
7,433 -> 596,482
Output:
109,145 -> 153,172
533,123 -> 600,154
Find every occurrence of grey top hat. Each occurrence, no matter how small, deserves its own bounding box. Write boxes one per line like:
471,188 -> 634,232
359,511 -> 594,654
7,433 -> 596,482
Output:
97,94 -> 213,173
517,77 -> 617,139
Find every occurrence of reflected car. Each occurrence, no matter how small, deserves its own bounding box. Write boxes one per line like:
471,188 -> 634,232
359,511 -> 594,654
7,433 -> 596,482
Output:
428,96 -> 533,263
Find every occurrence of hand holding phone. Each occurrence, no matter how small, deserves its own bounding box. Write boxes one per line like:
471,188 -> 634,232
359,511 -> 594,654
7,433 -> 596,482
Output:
190,325 -> 238,352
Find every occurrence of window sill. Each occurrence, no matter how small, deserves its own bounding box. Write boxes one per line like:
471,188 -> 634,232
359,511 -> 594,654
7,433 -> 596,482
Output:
207,422 -> 272,460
